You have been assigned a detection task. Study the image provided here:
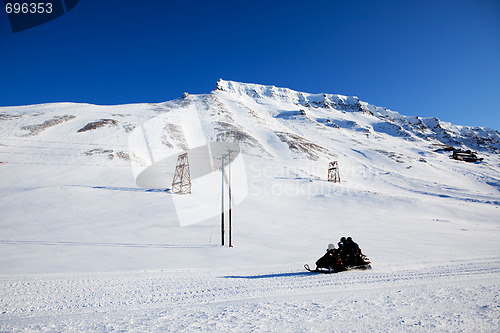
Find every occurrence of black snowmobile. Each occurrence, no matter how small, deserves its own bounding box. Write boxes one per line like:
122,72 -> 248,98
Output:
304,240 -> 371,274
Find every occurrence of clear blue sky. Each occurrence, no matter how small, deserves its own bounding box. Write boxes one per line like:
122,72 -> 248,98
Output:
1,0 -> 499,130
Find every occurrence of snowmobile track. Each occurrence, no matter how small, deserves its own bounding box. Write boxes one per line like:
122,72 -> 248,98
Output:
1,257 -> 499,321
1,258 -> 499,332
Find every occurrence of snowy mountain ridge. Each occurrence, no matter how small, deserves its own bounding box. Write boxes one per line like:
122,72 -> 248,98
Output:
1,79 -> 499,203
214,79 -> 500,152
0,79 -> 498,169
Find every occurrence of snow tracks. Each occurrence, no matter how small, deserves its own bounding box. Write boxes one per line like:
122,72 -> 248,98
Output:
1,257 -> 499,332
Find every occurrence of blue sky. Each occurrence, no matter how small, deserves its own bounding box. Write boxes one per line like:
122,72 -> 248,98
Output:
1,0 -> 499,130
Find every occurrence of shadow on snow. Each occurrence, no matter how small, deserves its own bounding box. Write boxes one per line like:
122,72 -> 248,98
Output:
0,240 -> 216,249
223,271 -> 315,279
65,185 -> 169,193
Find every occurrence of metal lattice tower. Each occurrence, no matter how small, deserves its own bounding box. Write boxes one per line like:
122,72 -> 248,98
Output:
328,161 -> 340,183
171,153 -> 191,194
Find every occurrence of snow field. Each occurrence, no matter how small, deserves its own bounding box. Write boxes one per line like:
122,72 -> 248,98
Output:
1,258 -> 498,332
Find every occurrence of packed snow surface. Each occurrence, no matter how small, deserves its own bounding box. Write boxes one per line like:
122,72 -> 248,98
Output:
1,260 -> 499,332
0,80 -> 499,331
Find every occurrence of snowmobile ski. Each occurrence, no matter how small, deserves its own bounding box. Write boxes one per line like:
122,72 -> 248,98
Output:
304,263 -> 372,274
304,264 -> 338,274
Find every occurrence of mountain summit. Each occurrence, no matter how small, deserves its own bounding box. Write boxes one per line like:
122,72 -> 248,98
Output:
214,79 -> 499,153
1,79 -> 499,170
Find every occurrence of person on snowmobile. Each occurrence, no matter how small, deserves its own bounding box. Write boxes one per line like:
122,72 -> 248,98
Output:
337,237 -> 345,252
347,237 -> 361,255
315,243 -> 345,272
345,237 -> 367,266
342,237 -> 356,266
338,237 -> 348,264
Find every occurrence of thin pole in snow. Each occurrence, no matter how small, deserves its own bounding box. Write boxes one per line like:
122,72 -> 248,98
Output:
228,149 -> 233,247
220,154 -> 225,246
219,149 -> 235,248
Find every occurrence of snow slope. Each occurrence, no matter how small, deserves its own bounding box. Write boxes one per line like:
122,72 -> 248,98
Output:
0,80 -> 499,331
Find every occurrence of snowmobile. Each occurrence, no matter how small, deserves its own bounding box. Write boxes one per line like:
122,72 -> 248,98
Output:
304,243 -> 371,274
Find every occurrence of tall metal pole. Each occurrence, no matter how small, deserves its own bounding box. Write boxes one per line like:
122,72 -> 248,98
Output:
228,150 -> 233,247
221,154 -> 225,246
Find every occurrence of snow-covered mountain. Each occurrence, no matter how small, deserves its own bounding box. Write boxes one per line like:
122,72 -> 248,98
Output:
1,77 -> 499,268
214,79 -> 500,154
1,80 -> 499,331
1,79 -> 498,166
